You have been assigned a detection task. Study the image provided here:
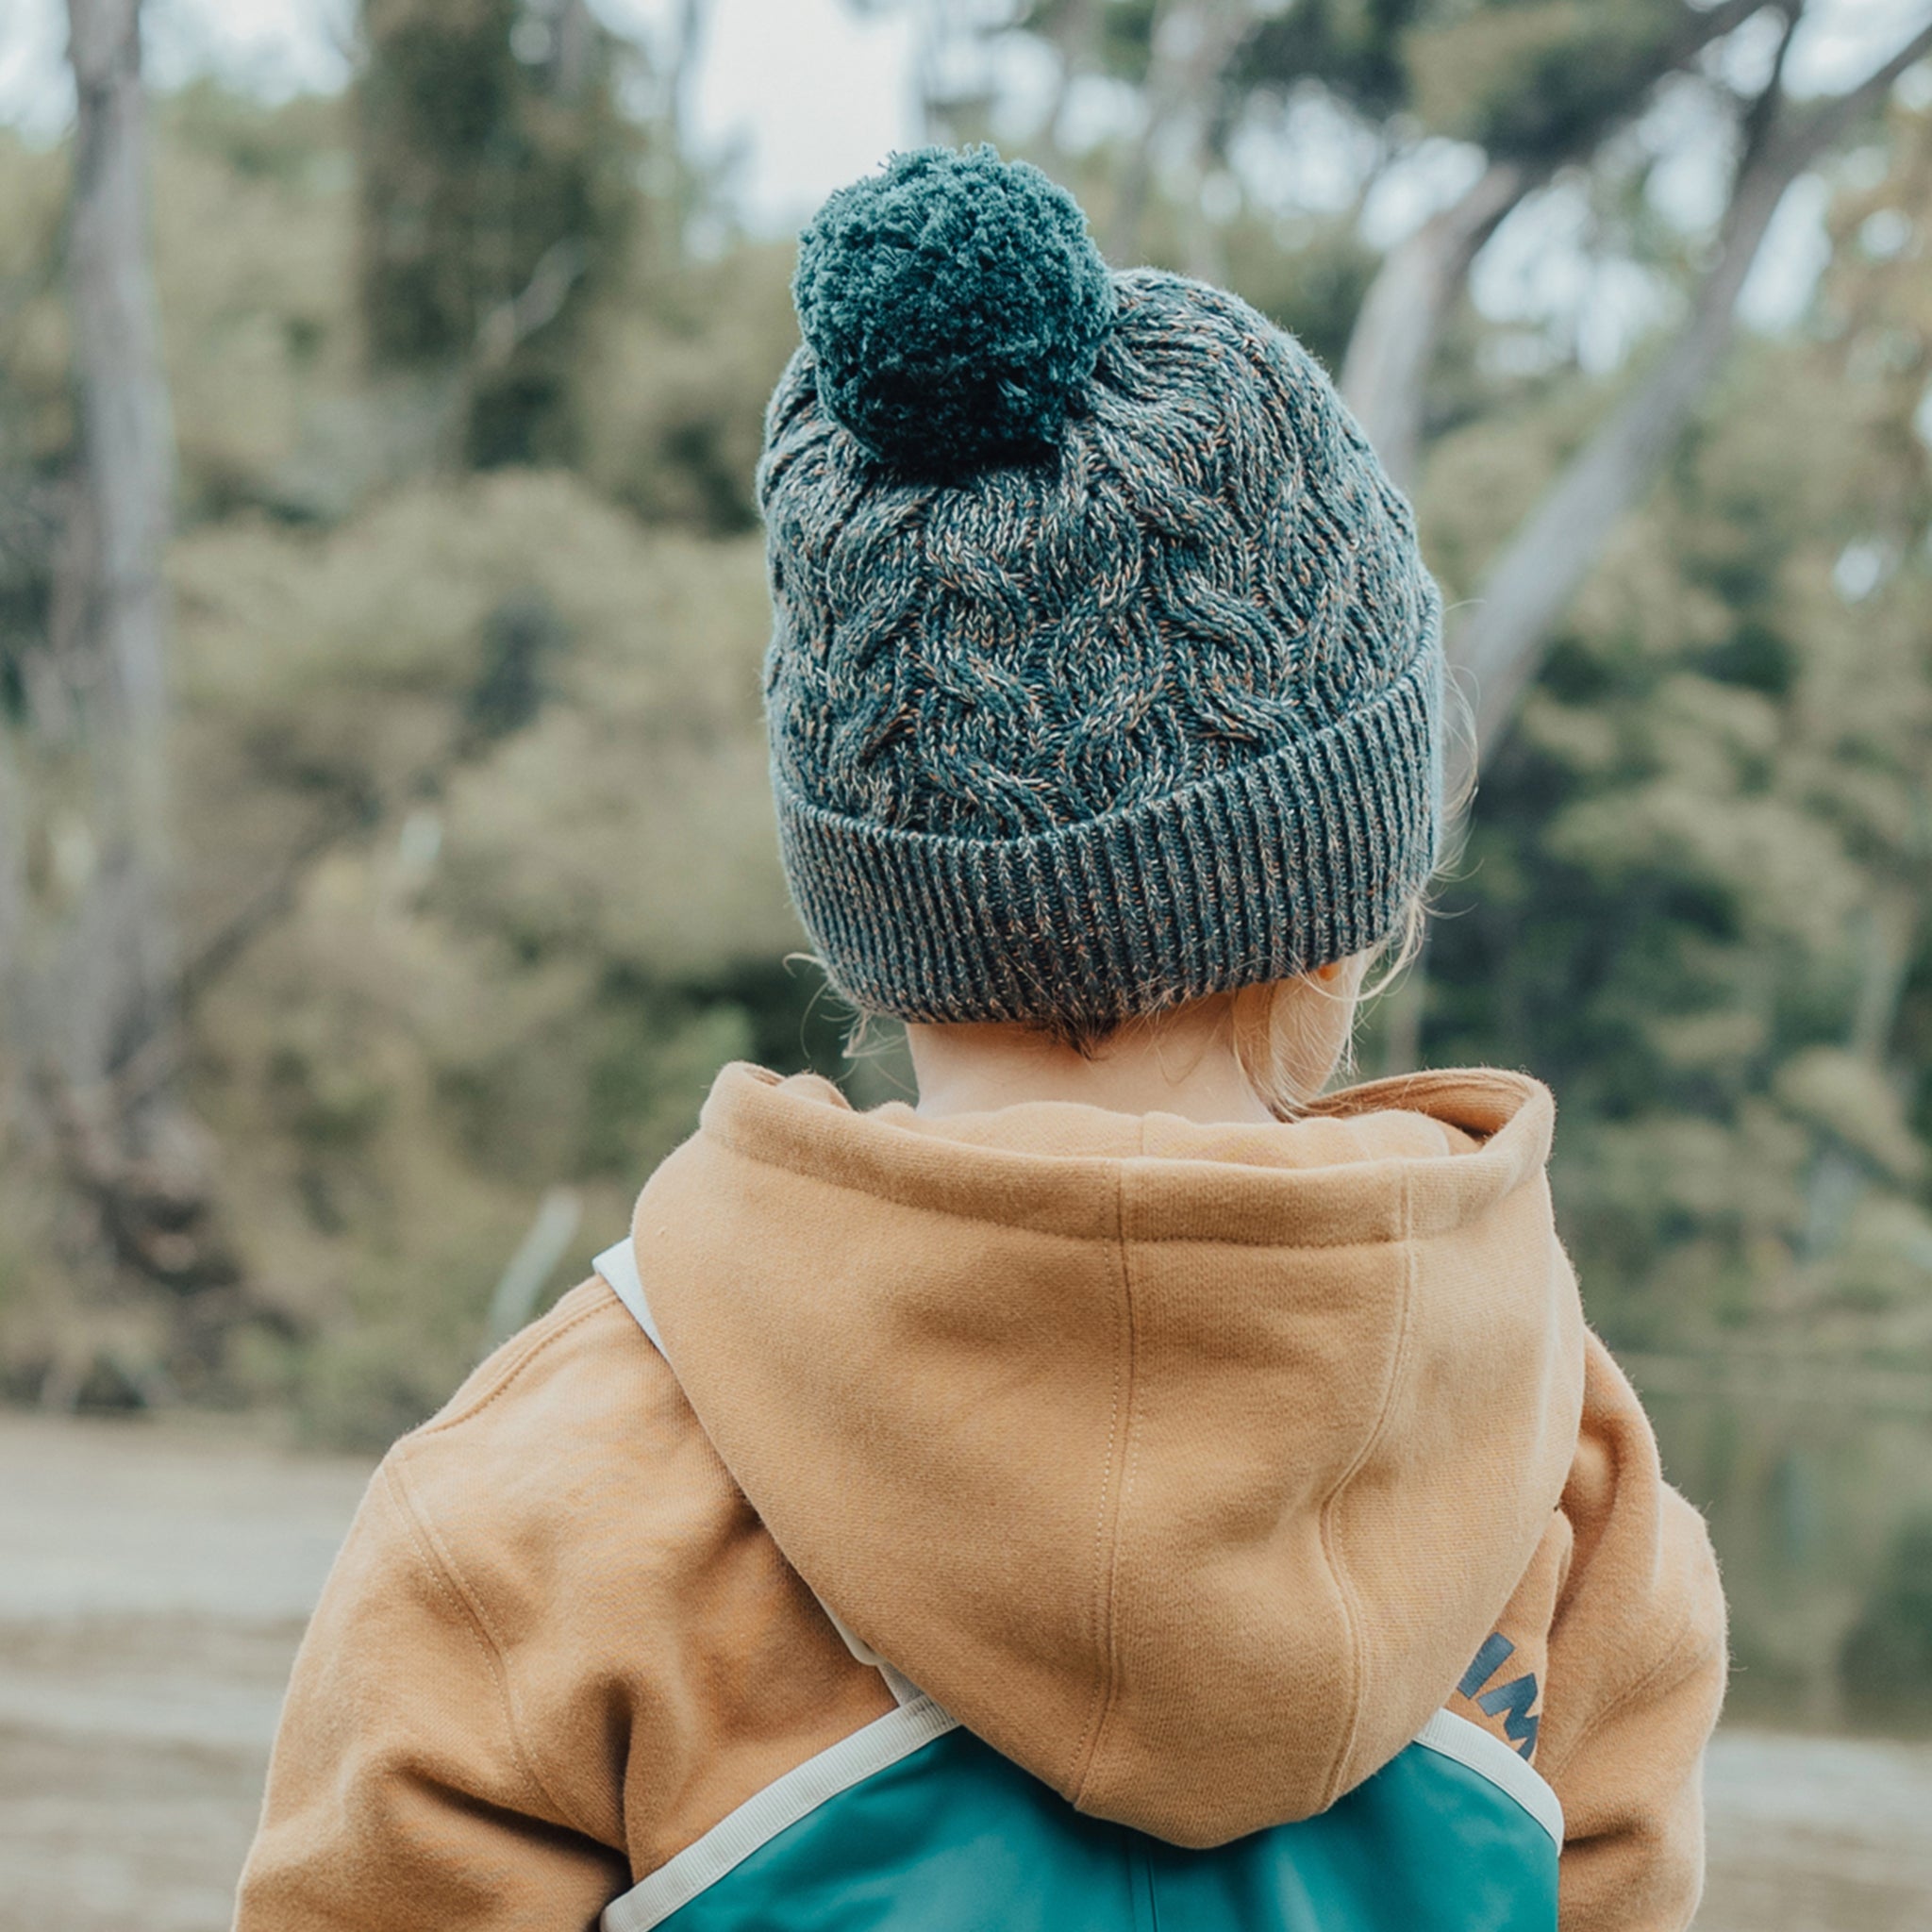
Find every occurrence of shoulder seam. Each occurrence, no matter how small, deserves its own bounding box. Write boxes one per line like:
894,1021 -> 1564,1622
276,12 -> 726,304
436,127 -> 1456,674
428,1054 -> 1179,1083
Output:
380,1453 -> 590,1838
1538,1600 -> 1724,1786
417,1288 -> 628,1440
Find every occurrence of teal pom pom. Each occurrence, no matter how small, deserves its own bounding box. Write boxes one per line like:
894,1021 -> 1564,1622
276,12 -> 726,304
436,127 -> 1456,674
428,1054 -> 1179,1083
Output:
792,145 -> 1114,477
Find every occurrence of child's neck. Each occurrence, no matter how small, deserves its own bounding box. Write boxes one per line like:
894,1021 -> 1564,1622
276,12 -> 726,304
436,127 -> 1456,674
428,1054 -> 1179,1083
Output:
905,1006 -> 1276,1125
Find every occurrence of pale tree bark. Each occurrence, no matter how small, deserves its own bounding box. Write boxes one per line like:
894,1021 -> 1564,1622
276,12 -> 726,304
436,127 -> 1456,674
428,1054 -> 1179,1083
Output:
550,0 -> 600,102
7,0 -> 230,1341
1341,160 -> 1527,492
1448,14 -> 1932,804
51,0 -> 174,1092
1361,1 -> 1922,1073
1340,0 -> 1772,495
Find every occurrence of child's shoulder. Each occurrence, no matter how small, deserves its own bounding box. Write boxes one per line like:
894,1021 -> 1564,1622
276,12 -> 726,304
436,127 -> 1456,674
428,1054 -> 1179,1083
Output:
376,1274 -> 752,1614
259,1276 -> 884,1899
412,1274 -> 645,1443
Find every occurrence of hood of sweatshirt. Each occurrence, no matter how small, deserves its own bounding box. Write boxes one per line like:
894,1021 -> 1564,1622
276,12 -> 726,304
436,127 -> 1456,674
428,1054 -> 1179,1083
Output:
631,1062 -> 1586,1849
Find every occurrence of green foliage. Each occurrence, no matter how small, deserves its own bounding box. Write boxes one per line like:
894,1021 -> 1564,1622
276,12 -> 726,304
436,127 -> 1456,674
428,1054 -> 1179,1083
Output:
0,129 -> 74,469
151,86 -> 363,525
155,458 -> 914,1432
1016,0 -> 1162,84
0,78 -> 778,542
1841,1514 -> 1932,1718
1237,0 -> 1424,121
1219,0 -> 1697,163
0,44 -> 891,1426
576,238 -> 797,532
356,0 -> 642,465
1417,113 -> 1932,1353
1401,1 -> 1684,162
1220,214 -> 1379,375
0,130 -> 68,723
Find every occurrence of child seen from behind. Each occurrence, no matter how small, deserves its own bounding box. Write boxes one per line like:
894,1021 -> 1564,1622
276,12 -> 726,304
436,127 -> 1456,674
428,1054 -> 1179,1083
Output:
237,147 -> 1725,1932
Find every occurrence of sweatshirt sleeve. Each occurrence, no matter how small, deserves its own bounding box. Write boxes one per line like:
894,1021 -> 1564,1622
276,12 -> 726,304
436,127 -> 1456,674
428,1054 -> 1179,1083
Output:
234,1455 -> 627,1932
1540,1335 -> 1728,1932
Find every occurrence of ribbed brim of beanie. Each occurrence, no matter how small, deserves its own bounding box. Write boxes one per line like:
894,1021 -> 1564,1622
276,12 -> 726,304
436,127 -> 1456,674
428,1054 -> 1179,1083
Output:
774,640 -> 1440,1032
760,148 -> 1443,1030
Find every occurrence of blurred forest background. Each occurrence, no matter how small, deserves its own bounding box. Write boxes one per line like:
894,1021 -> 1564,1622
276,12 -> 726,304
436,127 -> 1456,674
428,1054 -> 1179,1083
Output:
2,0 -> 1931,1724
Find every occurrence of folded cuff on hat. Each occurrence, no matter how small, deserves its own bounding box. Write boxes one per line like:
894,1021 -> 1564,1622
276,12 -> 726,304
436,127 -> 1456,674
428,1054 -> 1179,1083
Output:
775,647 -> 1442,1031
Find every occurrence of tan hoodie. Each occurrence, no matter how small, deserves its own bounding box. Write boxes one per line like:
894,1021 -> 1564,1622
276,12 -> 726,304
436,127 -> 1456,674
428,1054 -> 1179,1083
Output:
237,1065 -> 1725,1931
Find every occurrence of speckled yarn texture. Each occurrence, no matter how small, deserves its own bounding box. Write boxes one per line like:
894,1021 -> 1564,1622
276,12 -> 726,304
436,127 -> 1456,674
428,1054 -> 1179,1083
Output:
758,150 -> 1443,1032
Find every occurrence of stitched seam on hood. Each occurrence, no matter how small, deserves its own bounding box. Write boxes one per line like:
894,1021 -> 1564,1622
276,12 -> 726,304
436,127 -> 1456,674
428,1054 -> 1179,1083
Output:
1069,1160 -> 1136,1810
700,1119 -> 1537,1248
1316,1163 -> 1421,1809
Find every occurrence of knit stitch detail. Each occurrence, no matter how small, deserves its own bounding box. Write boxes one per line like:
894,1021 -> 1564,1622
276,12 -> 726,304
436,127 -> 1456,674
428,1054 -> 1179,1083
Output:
775,647 -> 1441,1031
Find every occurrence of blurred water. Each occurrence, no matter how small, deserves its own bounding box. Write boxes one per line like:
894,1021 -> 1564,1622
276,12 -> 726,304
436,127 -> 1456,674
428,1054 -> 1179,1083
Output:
1639,1366 -> 1932,1732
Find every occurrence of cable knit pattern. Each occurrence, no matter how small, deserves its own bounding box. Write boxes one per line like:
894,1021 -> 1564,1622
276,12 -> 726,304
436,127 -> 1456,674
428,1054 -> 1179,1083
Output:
758,162 -> 1443,1030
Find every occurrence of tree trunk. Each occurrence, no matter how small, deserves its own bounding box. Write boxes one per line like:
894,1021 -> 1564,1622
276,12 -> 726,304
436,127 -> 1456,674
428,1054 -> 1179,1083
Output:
5,0 -> 230,1352
1449,156 -> 1789,788
1448,19 -> 1932,804
1348,3 -> 1922,1074
49,0 -> 175,1110
1340,161 -> 1526,494
1336,0 -> 1768,497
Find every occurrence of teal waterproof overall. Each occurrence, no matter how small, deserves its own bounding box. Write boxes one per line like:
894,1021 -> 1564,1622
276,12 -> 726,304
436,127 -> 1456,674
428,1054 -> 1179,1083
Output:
594,1242 -> 1564,1932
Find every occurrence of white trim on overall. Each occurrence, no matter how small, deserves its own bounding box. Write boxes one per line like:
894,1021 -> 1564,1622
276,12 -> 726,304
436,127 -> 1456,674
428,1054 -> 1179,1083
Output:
599,1701 -> 1562,1932
602,1693 -> 960,1932
594,1238 -> 666,1355
1413,1708 -> 1564,1851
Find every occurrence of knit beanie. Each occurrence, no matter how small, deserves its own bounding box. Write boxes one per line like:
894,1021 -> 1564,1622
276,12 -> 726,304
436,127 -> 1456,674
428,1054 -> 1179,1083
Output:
758,146 -> 1442,1035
